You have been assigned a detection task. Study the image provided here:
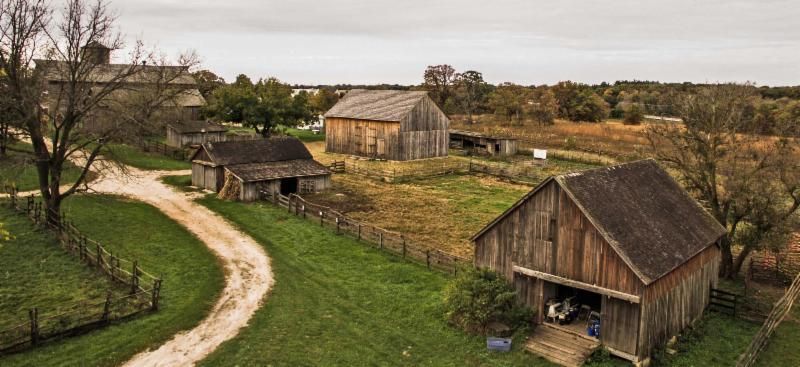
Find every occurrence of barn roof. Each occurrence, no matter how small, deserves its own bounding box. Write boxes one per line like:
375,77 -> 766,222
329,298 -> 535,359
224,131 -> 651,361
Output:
167,121 -> 228,134
449,129 -> 516,140
472,159 -> 727,284
324,89 -> 431,122
34,60 -> 198,85
192,136 -> 313,166
226,160 -> 330,182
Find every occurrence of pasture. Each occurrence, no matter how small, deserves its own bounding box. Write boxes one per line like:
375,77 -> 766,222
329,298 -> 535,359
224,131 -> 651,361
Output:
0,195 -> 224,367
0,141 -> 85,191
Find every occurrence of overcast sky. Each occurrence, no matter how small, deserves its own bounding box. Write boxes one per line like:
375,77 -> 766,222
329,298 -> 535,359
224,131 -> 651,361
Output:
106,0 -> 799,86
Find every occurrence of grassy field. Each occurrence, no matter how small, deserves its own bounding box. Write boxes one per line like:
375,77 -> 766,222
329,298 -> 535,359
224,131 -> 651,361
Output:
160,174 -> 201,192
105,144 -> 191,171
756,306 -> 800,366
196,197 -> 549,366
0,194 -> 224,366
0,141 -> 85,191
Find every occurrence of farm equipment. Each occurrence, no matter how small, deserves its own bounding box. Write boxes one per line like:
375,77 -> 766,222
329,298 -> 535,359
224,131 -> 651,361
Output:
545,297 -> 582,325
587,311 -> 601,338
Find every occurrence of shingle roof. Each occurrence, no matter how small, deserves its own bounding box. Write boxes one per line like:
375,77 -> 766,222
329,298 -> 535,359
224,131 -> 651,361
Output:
324,89 -> 430,122
473,159 -> 727,284
226,159 -> 330,182
167,121 -> 228,134
193,136 -> 314,166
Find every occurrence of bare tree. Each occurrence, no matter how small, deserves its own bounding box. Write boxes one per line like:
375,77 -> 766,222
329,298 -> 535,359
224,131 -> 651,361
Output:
2,0 -> 196,223
647,84 -> 800,278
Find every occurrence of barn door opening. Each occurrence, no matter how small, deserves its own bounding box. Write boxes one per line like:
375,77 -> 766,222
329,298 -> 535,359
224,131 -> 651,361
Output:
543,281 -> 601,337
280,177 -> 298,195
366,128 -> 377,156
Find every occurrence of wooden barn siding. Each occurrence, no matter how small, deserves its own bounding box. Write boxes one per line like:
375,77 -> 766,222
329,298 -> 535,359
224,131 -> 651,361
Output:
240,175 -> 332,202
637,245 -> 719,359
602,297 -> 640,356
324,117 -> 401,160
398,97 -> 449,160
555,188 -> 644,295
191,162 -> 224,191
168,129 -> 226,147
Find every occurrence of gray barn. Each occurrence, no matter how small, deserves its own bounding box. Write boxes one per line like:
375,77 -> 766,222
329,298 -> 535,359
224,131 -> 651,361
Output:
166,121 -> 228,147
449,129 -> 518,156
324,90 -> 449,161
190,137 -> 331,201
473,160 -> 727,365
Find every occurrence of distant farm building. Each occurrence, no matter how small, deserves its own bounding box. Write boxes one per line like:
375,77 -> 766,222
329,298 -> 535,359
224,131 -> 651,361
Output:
324,89 -> 449,161
35,42 -> 205,134
166,121 -> 228,147
449,130 -> 518,156
190,137 -> 330,201
473,160 -> 726,364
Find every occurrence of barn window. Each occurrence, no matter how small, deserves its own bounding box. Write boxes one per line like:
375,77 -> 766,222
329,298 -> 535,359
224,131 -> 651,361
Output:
300,179 -> 315,193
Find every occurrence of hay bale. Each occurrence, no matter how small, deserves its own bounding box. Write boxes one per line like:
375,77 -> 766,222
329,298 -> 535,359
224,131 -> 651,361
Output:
218,171 -> 241,200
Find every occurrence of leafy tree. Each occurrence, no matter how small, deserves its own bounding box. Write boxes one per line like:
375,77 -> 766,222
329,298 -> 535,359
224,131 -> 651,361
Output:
204,74 -> 257,123
242,77 -> 313,137
443,267 -> 532,334
192,69 -> 226,100
308,87 -> 339,115
453,70 -> 489,124
646,84 -> 800,278
529,87 -> 558,125
488,83 -> 528,123
623,103 -> 644,125
423,64 -> 456,110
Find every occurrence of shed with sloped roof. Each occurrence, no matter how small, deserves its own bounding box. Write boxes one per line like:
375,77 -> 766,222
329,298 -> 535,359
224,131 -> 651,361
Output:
472,159 -> 727,363
324,89 -> 449,160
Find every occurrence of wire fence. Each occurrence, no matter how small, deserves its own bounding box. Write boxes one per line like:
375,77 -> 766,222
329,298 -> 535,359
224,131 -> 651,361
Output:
261,190 -> 471,276
0,186 -> 162,355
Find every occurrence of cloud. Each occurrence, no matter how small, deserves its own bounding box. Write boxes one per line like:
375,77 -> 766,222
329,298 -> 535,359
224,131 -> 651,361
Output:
102,0 -> 799,85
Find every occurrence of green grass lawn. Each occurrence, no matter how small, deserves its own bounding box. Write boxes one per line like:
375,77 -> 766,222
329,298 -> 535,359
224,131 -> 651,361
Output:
0,141 -> 85,191
0,194 -> 224,366
105,144 -> 191,171
755,306 -> 800,367
0,205 -> 129,331
285,127 -> 325,142
160,174 -> 200,192
197,197 -> 550,367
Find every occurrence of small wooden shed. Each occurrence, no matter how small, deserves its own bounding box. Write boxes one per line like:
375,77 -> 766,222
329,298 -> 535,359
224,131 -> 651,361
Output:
166,121 -> 229,147
190,137 -> 331,201
449,129 -> 518,156
473,160 -> 727,363
324,89 -> 449,161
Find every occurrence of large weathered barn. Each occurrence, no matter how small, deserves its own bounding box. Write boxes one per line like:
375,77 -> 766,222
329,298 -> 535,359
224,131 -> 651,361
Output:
166,121 -> 228,147
190,137 -> 331,201
324,89 -> 449,161
472,159 -> 727,364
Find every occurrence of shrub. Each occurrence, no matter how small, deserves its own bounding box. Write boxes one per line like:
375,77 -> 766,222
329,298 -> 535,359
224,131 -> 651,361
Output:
623,104 -> 644,125
442,267 -> 533,334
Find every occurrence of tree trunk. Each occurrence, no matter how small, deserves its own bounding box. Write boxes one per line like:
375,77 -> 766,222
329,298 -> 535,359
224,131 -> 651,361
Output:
719,236 -> 735,279
732,245 -> 754,277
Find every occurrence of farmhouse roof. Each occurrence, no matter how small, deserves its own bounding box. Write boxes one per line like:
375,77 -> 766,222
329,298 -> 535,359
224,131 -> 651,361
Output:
167,121 -> 228,134
472,159 -> 727,284
226,159 -> 330,182
449,129 -> 516,140
324,89 -> 431,122
34,60 -> 198,85
193,136 -> 314,166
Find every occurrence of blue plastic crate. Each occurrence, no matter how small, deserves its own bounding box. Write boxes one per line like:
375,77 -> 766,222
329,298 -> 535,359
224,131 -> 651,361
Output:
486,337 -> 512,352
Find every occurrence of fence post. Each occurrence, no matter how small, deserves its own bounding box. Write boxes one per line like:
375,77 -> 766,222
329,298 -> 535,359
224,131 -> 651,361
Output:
379,232 -> 383,249
402,236 -> 407,258
96,244 -> 102,268
336,217 -> 340,234
131,261 -> 139,294
357,224 -> 362,241
29,308 -> 39,346
103,291 -> 112,322
426,250 -> 431,270
320,211 -> 324,226
151,278 -> 162,311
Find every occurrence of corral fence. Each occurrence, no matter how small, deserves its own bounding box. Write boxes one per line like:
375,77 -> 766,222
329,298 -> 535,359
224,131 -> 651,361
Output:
261,190 -> 470,275
135,138 -> 187,161
709,288 -> 739,317
328,159 -> 543,184
736,270 -> 800,367
746,239 -> 800,286
0,187 -> 162,355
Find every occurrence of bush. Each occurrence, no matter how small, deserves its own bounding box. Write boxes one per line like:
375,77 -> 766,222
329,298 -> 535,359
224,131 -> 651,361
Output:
442,267 -> 533,334
623,104 -> 644,125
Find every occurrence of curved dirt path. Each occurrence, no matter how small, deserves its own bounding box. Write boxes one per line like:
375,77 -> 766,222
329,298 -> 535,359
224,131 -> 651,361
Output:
86,165 -> 273,366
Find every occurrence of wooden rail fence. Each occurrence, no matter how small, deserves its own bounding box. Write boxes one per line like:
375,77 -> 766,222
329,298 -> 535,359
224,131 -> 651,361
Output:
0,187 -> 162,355
136,139 -> 187,160
736,270 -> 800,367
709,288 -> 739,317
261,190 -> 470,275
329,159 -> 543,184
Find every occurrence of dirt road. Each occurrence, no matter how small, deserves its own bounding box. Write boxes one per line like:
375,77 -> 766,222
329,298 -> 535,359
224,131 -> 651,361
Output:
84,165 -> 273,366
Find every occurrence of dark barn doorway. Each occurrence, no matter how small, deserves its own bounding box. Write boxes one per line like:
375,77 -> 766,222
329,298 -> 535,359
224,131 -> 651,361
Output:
280,177 -> 298,195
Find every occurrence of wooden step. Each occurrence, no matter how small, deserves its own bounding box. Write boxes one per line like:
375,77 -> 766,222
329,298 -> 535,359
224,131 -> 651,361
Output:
525,325 -> 600,367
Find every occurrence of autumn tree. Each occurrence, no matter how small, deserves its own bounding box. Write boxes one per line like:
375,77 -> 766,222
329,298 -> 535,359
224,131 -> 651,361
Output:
308,87 -> 339,115
552,81 -> 609,122
453,70 -> 489,124
623,103 -> 644,125
423,64 -> 456,110
488,83 -> 528,124
647,84 -> 800,278
192,69 -> 225,100
529,87 -> 558,125
204,74 -> 256,123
